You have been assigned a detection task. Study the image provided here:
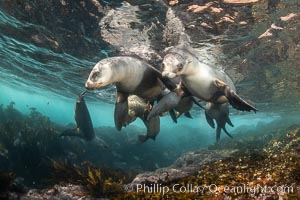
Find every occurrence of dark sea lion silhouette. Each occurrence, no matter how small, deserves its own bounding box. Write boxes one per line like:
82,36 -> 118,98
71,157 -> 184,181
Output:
60,90 -> 95,141
205,102 -> 234,142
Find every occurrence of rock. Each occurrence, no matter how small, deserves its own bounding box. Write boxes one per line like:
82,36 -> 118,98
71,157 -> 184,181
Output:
223,0 -> 260,5
163,8 -> 185,46
128,149 -> 236,188
99,1 -> 166,65
20,184 -> 89,200
280,13 -> 298,22
169,0 -> 179,6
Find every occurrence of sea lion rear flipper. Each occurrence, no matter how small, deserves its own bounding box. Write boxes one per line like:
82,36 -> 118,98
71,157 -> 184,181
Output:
223,127 -> 233,139
205,112 -> 215,129
147,91 -> 181,120
227,117 -> 234,127
192,97 -> 205,110
224,85 -> 258,112
184,112 -> 193,119
114,92 -> 129,131
216,126 -> 221,142
169,109 -> 178,123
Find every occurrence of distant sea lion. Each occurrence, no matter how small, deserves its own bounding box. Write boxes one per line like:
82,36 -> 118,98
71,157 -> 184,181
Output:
159,46 -> 257,112
125,95 -> 160,142
85,56 -> 175,131
205,102 -> 234,142
60,90 -> 95,141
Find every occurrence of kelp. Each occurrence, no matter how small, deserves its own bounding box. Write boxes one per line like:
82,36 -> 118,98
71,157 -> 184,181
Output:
0,102 -> 134,194
0,102 -> 62,185
50,160 -> 130,198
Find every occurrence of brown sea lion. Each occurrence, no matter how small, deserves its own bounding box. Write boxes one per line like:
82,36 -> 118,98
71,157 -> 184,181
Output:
147,46 -> 257,120
85,56 -> 173,131
125,95 -> 160,143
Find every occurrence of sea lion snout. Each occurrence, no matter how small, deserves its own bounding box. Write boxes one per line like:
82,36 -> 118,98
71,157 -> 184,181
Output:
85,80 -> 93,89
85,80 -> 101,90
162,71 -> 176,79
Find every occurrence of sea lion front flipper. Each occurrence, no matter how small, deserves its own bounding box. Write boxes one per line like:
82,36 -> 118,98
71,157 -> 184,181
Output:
227,117 -> 234,127
169,109 -> 178,123
158,77 -> 177,91
147,91 -> 182,120
205,112 -> 215,129
184,112 -> 193,119
224,85 -> 258,112
114,92 -> 129,131
223,127 -> 233,139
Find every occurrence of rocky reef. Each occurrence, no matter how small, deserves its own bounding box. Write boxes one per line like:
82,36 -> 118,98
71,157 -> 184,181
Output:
124,125 -> 300,199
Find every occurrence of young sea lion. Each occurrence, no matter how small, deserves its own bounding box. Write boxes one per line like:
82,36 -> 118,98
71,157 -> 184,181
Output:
148,76 -> 204,122
125,95 -> 160,143
160,46 -> 257,112
85,56 -> 175,131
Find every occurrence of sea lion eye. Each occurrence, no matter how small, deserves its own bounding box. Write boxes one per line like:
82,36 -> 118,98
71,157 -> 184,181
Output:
162,63 -> 166,71
91,71 -> 100,81
177,63 -> 184,70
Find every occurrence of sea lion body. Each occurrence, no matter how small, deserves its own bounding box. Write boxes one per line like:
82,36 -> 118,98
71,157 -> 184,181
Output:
169,96 -> 193,122
175,96 -> 193,115
85,56 -> 168,131
126,95 -> 160,142
85,56 -> 162,101
205,102 -> 234,142
61,91 -> 95,141
148,76 -> 198,122
161,46 -> 257,112
169,77 -> 194,120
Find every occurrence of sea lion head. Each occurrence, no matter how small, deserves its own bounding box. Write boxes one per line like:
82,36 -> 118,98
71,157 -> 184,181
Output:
161,52 -> 190,78
85,60 -> 113,90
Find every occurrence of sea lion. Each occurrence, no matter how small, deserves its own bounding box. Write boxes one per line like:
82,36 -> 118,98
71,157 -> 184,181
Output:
159,46 -> 257,112
148,76 -> 204,122
85,56 -> 175,131
165,77 -> 195,122
123,95 -> 160,142
169,96 -> 193,123
205,102 -> 234,142
60,90 -> 95,141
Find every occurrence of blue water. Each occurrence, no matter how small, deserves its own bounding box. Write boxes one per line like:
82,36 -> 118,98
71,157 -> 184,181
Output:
0,83 -> 287,137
